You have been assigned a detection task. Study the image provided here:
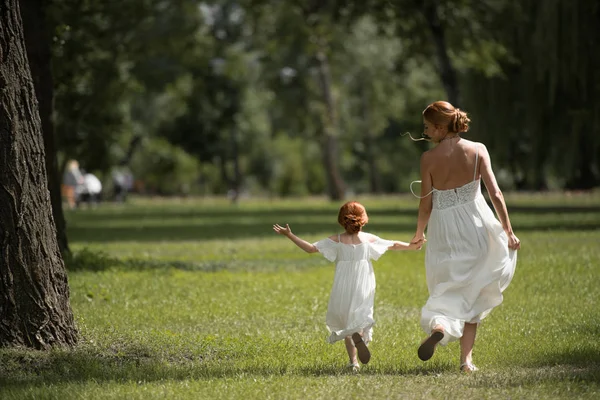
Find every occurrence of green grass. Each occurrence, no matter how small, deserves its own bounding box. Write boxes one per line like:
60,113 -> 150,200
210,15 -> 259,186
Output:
1,193 -> 599,399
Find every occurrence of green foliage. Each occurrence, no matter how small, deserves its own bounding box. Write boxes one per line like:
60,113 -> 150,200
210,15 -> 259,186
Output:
45,0 -> 600,194
1,195 -> 600,398
130,138 -> 200,195
460,0 -> 600,189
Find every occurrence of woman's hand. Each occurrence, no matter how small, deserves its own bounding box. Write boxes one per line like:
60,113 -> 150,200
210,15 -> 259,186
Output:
411,234 -> 426,245
273,223 -> 292,237
507,232 -> 521,250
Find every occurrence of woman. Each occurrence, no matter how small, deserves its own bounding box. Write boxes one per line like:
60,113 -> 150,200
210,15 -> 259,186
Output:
410,101 -> 520,372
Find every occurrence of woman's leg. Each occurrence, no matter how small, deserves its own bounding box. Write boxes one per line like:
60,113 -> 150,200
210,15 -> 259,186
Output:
345,336 -> 358,364
418,324 -> 445,361
460,322 -> 478,366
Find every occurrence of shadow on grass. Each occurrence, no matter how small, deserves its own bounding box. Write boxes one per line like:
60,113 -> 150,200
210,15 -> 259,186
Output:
66,215 -> 600,244
65,250 -> 325,273
2,345 -> 599,392
0,346 -> 458,390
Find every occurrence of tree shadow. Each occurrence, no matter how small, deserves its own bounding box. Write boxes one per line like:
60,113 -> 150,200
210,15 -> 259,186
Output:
66,252 -> 326,273
2,329 -> 599,392
66,203 -> 600,244
0,345 -> 455,390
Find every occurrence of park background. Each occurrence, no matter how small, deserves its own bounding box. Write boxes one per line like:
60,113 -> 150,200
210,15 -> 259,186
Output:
1,0 -> 599,399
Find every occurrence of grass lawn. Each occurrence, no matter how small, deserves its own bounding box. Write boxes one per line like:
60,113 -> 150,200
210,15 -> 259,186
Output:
1,192 -> 599,399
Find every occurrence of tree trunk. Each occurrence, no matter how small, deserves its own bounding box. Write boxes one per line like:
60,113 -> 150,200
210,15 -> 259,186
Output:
19,0 -> 70,255
315,50 -> 345,201
0,0 -> 78,349
421,0 -> 460,106
119,134 -> 142,167
360,80 -> 381,193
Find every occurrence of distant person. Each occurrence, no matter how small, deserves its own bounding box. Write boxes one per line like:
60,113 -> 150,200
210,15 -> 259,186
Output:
112,168 -> 133,203
77,171 -> 102,208
62,160 -> 84,209
273,201 -> 422,372
408,101 -> 520,373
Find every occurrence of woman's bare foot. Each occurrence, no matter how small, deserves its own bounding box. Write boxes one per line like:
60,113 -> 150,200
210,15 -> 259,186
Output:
418,326 -> 444,361
460,362 -> 479,373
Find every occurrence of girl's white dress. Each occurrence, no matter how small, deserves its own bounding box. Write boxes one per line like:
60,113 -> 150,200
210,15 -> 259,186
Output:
419,146 -> 517,345
313,233 -> 394,344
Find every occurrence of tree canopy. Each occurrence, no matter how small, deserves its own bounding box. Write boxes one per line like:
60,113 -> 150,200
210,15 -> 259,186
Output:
45,0 -> 600,197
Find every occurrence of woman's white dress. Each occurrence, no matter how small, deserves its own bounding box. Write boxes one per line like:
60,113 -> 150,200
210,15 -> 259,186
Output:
313,234 -> 394,344
421,148 -> 517,345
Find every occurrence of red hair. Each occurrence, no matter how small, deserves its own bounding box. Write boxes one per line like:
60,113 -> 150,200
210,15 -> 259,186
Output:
338,201 -> 368,234
423,101 -> 470,133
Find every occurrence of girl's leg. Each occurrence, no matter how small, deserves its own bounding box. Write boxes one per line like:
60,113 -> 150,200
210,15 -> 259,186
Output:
460,322 -> 478,366
345,336 -> 358,364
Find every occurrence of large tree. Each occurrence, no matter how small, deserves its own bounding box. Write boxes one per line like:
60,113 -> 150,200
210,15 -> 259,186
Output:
19,0 -> 69,254
0,0 -> 77,348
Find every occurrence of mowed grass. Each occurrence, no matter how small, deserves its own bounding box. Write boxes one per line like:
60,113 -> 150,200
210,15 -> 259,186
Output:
1,193 -> 599,399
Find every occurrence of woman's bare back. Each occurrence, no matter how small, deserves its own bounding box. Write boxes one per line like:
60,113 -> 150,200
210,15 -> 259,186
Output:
427,138 -> 480,190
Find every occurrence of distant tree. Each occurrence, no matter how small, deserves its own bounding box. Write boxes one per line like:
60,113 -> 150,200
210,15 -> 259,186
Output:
0,0 -> 77,348
20,0 -> 69,254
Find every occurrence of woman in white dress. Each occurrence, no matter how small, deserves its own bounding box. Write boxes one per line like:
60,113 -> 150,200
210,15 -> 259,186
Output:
410,101 -> 521,372
274,201 -> 421,371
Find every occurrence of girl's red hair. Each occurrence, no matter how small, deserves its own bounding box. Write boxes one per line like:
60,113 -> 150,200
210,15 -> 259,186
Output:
338,201 -> 368,234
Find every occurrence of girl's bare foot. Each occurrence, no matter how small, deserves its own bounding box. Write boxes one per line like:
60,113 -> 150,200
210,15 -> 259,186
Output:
352,332 -> 371,364
347,362 -> 360,372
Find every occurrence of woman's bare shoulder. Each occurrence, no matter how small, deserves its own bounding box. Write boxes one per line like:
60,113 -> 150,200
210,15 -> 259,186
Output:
461,139 -> 487,149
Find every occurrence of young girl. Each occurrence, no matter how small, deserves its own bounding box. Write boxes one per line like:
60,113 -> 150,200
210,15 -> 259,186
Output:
273,201 -> 421,371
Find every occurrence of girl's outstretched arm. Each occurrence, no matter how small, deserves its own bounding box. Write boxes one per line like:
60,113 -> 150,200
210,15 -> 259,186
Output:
390,240 -> 424,251
273,224 -> 318,253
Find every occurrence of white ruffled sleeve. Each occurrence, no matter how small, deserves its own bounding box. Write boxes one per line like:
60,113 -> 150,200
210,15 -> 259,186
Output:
313,238 -> 338,262
369,236 -> 395,261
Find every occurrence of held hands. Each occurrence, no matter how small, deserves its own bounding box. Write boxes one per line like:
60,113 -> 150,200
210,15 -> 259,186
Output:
390,240 -> 425,251
273,223 -> 292,237
410,234 -> 426,250
408,240 -> 425,250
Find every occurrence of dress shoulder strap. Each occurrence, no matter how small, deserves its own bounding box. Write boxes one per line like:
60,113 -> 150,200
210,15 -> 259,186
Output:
410,180 -> 434,199
473,144 -> 480,180
338,233 -> 341,243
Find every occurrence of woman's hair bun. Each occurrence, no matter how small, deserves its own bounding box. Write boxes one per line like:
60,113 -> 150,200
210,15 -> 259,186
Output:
452,108 -> 470,133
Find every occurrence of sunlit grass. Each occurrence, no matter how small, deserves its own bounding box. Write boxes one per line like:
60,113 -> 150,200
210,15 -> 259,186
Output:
1,194 -> 599,399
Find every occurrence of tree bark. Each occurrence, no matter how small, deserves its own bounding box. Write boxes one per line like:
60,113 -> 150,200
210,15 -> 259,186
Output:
315,50 -> 345,201
19,0 -> 70,255
0,0 -> 78,348
421,0 -> 460,106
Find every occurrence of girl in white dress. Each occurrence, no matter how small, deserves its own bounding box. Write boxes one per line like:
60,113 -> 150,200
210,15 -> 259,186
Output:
409,101 -> 521,373
274,201 -> 421,371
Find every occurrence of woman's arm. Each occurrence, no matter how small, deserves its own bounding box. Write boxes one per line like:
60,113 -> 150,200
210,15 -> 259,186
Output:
479,145 -> 521,250
412,152 -> 433,243
273,224 -> 318,253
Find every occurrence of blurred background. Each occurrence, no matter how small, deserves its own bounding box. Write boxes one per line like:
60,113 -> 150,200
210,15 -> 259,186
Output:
28,0 -> 599,204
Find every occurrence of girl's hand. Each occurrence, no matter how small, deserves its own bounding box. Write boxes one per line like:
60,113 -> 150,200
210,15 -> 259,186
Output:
273,223 -> 292,237
408,240 -> 424,250
507,232 -> 521,250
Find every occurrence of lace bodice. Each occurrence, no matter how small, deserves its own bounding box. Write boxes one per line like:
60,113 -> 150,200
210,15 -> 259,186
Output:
432,179 -> 481,210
